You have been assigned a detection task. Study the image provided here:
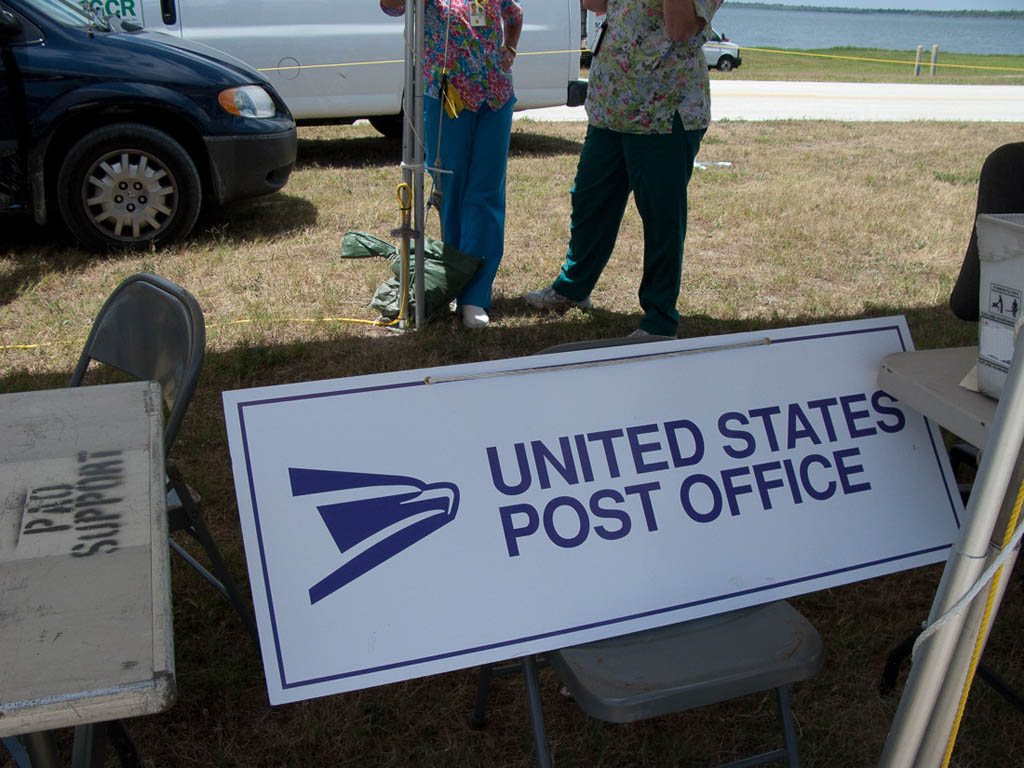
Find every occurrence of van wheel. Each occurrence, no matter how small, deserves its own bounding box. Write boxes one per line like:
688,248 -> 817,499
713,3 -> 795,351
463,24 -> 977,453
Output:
57,123 -> 202,251
369,114 -> 404,140
717,57 -> 735,72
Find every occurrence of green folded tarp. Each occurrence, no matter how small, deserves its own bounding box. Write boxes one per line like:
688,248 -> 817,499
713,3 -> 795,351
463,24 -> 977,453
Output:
341,230 -> 482,323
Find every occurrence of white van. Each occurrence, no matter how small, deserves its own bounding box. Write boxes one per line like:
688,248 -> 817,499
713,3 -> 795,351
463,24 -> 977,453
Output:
97,0 -> 585,136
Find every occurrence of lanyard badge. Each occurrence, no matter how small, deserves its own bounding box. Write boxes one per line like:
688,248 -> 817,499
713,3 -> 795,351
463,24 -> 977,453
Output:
469,0 -> 488,28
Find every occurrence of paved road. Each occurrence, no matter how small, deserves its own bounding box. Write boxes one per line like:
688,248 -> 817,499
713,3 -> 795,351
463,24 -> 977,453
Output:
516,80 -> 1024,122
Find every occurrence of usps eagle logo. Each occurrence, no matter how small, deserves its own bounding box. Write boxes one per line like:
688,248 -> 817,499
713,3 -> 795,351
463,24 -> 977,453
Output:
288,468 -> 459,604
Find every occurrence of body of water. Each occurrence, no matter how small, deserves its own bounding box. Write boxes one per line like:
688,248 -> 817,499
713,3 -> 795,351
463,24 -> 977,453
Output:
711,5 -> 1024,55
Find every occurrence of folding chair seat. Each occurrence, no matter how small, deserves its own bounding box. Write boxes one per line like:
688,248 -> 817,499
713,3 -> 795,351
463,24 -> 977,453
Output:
472,335 -> 824,768
474,603 -> 822,767
69,272 -> 257,643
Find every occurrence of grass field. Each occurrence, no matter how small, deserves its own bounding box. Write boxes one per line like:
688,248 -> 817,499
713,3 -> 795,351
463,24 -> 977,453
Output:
2,87 -> 1024,766
710,46 -> 1024,85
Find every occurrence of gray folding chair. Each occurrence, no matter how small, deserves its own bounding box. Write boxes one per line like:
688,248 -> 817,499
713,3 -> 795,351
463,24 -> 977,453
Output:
69,272 -> 257,643
471,335 -> 824,768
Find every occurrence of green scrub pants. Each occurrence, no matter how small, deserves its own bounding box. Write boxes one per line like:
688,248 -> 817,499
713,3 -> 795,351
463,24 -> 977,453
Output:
552,115 -> 705,336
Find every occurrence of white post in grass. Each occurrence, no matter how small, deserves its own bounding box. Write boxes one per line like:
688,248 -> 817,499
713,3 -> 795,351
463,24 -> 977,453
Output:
914,45 -> 923,77
931,45 -> 939,77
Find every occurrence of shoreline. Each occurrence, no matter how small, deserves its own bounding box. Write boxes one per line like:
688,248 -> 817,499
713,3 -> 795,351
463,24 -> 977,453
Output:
727,3 -> 1024,19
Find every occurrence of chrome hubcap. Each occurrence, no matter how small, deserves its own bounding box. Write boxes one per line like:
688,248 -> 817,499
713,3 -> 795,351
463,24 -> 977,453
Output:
83,150 -> 177,242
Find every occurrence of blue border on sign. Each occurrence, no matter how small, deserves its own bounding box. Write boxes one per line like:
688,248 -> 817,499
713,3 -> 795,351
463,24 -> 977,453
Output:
234,321 -> 960,692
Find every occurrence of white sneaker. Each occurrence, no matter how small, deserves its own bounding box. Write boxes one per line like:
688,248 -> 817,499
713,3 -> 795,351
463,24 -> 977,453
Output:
524,285 -> 591,310
462,305 -> 489,328
628,328 -> 652,338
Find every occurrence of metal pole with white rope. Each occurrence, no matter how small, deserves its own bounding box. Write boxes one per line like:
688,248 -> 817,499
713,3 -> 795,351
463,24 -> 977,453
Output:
399,0 -> 427,330
915,522 -> 1021,767
412,0 -> 425,328
879,333 -> 1024,766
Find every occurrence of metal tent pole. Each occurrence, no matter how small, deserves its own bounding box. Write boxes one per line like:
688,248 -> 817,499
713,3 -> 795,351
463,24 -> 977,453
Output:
398,6 -> 412,333
915,531 -> 1021,767
412,0 -> 425,328
399,0 -> 426,330
879,333 -> 1024,766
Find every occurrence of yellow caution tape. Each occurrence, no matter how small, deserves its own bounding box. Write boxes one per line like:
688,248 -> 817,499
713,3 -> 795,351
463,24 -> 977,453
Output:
256,47 -> 1024,75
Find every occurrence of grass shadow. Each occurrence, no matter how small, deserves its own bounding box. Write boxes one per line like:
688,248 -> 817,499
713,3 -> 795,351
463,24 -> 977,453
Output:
191,193 -> 319,243
508,127 -> 584,158
0,229 -> 94,306
0,298 -> 997,767
293,121 -> 584,171
0,193 -> 319,307
295,133 -> 402,170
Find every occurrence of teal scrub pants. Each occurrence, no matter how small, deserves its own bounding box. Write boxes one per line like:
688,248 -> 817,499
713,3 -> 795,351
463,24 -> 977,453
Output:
424,94 -> 514,310
552,115 -> 705,336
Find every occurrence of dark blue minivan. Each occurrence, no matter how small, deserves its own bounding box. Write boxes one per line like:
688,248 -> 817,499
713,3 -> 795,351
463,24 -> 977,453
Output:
0,0 -> 296,249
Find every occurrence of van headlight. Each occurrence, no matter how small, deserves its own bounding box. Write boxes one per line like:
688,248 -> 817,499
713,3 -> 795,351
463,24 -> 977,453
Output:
218,86 -> 277,118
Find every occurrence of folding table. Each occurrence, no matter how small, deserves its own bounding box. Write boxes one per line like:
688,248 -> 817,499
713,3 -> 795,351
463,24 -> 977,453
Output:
0,382 -> 175,767
877,345 -> 995,449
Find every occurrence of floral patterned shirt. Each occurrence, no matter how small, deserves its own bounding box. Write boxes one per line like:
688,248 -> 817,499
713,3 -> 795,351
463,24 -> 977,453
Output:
586,0 -> 722,134
381,0 -> 522,112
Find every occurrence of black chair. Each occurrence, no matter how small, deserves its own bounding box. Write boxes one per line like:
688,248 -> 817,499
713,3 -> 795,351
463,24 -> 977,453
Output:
949,142 -> 1024,323
69,272 -> 257,643
471,335 -> 824,768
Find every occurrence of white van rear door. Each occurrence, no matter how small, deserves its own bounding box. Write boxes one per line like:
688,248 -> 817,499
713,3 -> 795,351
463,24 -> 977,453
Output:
514,0 -> 579,110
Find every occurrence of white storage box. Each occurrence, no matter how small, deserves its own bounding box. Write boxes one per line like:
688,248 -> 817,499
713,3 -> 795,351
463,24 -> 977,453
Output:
977,213 -> 1024,399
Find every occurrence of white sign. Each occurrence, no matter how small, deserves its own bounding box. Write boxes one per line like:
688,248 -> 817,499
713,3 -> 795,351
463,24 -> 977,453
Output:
223,316 -> 963,705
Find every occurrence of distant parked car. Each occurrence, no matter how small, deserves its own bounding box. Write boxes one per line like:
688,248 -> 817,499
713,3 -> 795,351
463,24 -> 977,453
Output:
0,0 -> 297,250
582,12 -> 741,74
703,28 -> 742,72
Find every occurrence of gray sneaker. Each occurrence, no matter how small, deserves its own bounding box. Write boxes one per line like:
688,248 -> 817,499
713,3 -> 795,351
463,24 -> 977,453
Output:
524,285 -> 592,310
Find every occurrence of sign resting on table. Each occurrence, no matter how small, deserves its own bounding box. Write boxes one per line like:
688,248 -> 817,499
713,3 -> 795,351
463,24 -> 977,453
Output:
222,316 -> 963,705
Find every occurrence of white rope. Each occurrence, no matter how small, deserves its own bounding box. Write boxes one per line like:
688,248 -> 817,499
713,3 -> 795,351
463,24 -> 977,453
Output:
434,0 -> 453,188
423,337 -> 771,385
912,513 -> 1024,659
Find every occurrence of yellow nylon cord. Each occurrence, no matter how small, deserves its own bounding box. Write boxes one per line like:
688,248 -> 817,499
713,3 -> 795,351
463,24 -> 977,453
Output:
392,181 -> 412,327
3,183 -> 415,350
3,185 -> 415,350
741,46 -> 1024,72
257,47 -> 1024,75
940,474 -> 1024,767
1,314 -> 403,352
7,41 -> 1020,353
254,49 -> 582,73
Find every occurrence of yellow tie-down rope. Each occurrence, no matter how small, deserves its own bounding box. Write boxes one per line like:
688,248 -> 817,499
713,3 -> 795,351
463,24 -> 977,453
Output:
740,46 -> 1024,73
211,181 -> 411,331
207,183 -> 412,330
940,474 -> 1024,767
0,184 -> 415,352
258,47 -> 1024,75
390,181 -> 413,327
255,48 -> 590,75
8,45 -> 1024,354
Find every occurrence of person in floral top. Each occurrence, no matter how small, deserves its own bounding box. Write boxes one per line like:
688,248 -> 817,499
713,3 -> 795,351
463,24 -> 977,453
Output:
526,0 -> 722,338
380,0 -> 522,329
